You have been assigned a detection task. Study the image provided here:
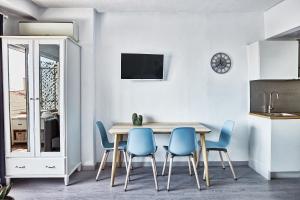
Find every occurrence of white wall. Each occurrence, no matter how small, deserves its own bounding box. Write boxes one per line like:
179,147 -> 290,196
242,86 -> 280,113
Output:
2,6 -> 266,165
38,8 -> 97,167
95,12 -> 264,162
264,0 -> 300,38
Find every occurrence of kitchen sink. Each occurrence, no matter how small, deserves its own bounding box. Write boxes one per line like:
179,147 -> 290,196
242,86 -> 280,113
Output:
267,113 -> 298,117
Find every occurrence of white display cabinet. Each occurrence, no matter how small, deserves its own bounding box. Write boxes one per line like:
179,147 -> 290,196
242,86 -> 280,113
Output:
1,36 -> 81,185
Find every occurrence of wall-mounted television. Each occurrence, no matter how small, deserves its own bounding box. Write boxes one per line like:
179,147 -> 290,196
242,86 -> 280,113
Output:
121,53 -> 164,79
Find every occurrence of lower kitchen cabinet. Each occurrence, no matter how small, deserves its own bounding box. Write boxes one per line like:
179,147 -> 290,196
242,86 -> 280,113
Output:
248,115 -> 300,179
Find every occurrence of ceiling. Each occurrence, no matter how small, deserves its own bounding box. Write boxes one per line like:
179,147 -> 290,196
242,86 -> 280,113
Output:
32,0 -> 285,13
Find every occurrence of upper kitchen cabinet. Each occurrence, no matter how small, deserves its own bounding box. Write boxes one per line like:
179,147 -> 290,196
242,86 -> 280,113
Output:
247,41 -> 298,80
264,0 -> 300,39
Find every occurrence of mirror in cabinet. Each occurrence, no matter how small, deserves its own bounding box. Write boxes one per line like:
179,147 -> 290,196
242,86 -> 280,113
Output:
7,44 -> 30,153
38,44 -> 61,153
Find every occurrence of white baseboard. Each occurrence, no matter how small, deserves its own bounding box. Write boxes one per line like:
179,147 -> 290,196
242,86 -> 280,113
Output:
271,172 -> 300,178
82,165 -> 96,171
82,161 -> 248,170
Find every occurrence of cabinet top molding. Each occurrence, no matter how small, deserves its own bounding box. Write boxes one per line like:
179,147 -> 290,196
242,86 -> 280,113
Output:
0,36 -> 79,46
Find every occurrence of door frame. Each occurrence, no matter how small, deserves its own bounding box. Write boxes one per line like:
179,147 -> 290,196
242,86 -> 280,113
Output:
0,14 -> 5,185
34,39 -> 65,157
2,39 -> 35,158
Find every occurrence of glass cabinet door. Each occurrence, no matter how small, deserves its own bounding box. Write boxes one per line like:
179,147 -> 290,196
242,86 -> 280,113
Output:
35,41 -> 63,156
4,41 -> 35,156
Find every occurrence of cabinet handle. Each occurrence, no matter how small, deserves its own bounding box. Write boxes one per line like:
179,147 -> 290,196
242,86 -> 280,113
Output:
29,98 -> 34,100
35,98 -> 39,100
46,165 -> 56,169
15,165 -> 25,169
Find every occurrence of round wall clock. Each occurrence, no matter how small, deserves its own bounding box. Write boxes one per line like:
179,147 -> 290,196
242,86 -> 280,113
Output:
210,52 -> 232,74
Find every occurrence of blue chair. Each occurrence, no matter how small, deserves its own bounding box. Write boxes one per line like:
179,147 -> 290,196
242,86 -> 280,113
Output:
162,127 -> 200,191
124,128 -> 158,191
198,120 -> 237,180
95,121 -> 128,181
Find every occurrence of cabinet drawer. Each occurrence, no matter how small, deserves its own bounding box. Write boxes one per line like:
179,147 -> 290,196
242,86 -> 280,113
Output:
37,158 -> 65,175
6,158 -> 65,175
11,119 -> 27,130
6,158 -> 31,175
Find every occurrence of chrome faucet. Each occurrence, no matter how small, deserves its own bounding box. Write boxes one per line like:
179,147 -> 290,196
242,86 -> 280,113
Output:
268,91 -> 279,113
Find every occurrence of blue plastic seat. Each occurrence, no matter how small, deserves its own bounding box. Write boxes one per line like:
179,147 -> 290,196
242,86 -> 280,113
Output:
205,140 -> 227,151
95,121 -> 128,181
162,127 -> 200,191
198,120 -> 237,180
124,128 -> 158,191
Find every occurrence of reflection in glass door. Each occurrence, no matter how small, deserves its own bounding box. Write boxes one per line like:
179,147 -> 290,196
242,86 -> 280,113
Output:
7,44 -> 30,153
38,44 -> 61,153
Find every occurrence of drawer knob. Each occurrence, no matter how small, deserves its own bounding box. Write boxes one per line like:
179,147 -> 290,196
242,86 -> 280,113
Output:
15,165 -> 25,169
46,165 -> 56,169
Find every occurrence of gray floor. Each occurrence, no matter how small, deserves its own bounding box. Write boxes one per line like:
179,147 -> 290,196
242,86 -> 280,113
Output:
10,165 -> 300,200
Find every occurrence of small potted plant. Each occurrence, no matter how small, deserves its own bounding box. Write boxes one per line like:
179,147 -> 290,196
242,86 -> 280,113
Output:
0,184 -> 13,200
132,113 -> 143,126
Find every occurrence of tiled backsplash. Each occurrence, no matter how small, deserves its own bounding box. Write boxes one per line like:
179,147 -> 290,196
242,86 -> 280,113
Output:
250,80 -> 300,113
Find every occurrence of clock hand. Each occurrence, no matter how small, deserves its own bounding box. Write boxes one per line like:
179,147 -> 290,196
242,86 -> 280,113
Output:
219,59 -> 223,67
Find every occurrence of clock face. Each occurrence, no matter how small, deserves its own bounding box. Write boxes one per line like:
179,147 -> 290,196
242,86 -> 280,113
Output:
211,53 -> 231,74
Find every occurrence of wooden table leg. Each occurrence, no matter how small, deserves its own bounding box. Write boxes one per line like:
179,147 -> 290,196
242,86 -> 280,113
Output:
117,135 -> 123,168
200,133 -> 210,187
111,134 -> 121,186
194,134 -> 200,166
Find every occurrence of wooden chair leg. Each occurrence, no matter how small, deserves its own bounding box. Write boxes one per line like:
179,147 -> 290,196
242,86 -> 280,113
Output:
102,151 -> 109,170
190,156 -> 200,190
151,155 -> 159,191
122,150 -> 128,171
225,152 -> 237,180
153,156 -> 158,176
188,157 -> 192,176
219,151 -> 226,169
167,156 -> 173,191
96,151 -> 109,181
124,155 -> 133,191
126,152 -> 133,170
162,152 -> 168,176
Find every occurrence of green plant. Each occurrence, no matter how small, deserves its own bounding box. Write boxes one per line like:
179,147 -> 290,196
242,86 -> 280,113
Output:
132,113 -> 143,126
0,184 -> 13,200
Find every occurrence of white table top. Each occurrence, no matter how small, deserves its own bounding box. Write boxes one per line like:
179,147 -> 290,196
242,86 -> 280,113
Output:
109,122 -> 211,135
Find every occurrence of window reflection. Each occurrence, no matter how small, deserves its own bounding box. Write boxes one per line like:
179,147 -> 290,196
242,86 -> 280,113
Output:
39,44 -> 60,152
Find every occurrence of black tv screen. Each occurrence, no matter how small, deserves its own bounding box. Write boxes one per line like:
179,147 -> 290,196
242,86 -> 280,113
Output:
121,53 -> 164,79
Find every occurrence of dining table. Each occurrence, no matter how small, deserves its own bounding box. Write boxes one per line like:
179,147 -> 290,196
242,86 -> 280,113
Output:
108,122 -> 212,187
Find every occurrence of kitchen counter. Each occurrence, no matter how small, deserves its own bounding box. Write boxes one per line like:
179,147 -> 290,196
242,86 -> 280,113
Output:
249,112 -> 300,119
248,114 -> 300,179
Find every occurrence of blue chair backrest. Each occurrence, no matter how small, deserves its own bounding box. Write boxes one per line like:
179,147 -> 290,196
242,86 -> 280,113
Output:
96,121 -> 111,148
127,128 -> 156,156
168,127 -> 196,156
219,120 -> 235,147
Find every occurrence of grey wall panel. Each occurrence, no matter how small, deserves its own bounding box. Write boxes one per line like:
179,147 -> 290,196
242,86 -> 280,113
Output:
250,80 -> 300,113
